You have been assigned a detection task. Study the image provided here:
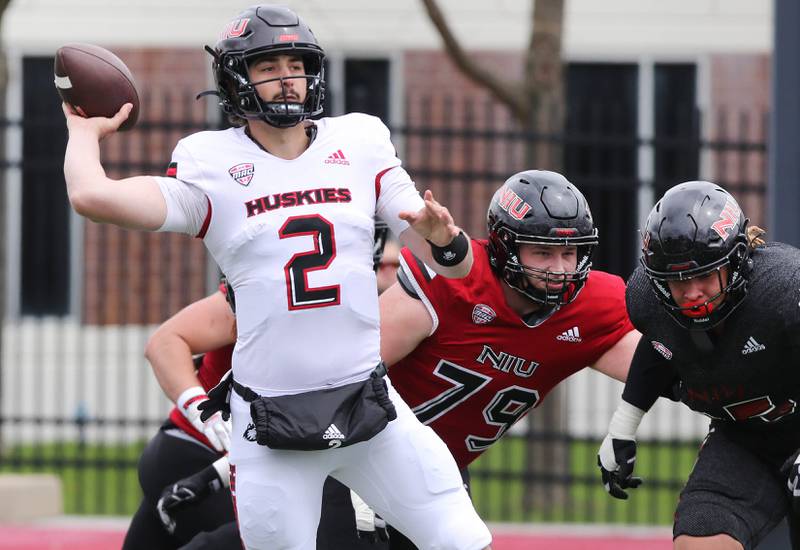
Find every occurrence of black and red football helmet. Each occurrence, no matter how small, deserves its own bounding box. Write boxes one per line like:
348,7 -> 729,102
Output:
641,180 -> 752,330
206,5 -> 325,128
487,170 -> 598,306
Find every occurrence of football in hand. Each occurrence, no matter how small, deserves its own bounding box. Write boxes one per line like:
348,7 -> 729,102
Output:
54,43 -> 140,131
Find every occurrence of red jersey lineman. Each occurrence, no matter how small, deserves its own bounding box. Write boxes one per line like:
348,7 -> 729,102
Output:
389,242 -> 633,468
381,170 -> 639,470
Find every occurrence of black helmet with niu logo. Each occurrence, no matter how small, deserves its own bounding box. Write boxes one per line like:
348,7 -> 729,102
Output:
487,170 -> 598,306
641,180 -> 752,330
207,5 -> 325,128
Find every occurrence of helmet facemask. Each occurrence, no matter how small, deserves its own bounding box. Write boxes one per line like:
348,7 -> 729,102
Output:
492,225 -> 597,307
641,181 -> 753,331
486,170 -> 599,309
643,240 -> 750,330
214,47 -> 325,128
204,5 -> 326,129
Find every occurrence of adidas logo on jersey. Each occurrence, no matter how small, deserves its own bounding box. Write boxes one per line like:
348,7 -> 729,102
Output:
741,336 -> 766,355
325,149 -> 350,165
557,326 -> 582,343
323,423 -> 346,440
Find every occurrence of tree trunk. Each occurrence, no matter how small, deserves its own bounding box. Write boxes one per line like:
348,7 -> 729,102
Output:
419,0 -> 571,514
522,0 -> 565,171
0,0 -> 14,452
521,0 -> 570,514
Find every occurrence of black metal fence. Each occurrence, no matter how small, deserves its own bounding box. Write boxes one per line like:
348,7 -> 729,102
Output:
0,90 -> 768,524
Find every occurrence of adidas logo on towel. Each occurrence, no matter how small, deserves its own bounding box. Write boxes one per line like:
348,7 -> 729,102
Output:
741,336 -> 766,355
557,326 -> 582,343
323,424 -> 346,440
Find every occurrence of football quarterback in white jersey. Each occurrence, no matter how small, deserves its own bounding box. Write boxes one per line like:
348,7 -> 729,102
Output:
61,4 -> 491,550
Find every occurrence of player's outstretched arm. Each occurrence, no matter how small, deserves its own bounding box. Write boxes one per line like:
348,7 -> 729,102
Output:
591,329 -> 641,382
398,189 -> 473,278
145,291 -> 236,453
145,291 -> 236,403
379,282 -> 433,366
63,102 -> 167,230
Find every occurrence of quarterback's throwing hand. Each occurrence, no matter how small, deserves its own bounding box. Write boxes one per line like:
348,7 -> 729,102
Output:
597,434 -> 643,500
62,102 -> 132,140
399,189 -> 459,247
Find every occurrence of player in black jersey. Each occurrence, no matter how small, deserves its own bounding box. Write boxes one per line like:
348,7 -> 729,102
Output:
597,180 -> 800,550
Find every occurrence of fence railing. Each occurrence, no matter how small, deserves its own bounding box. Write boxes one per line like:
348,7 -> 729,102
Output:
0,94 -> 768,523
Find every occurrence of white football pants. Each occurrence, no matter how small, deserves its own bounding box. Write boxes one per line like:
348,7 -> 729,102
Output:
228,379 -> 492,550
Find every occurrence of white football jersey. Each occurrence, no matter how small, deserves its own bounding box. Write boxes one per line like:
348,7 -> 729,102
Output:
155,113 -> 424,395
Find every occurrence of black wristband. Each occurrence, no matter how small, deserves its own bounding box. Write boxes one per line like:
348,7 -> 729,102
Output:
427,231 -> 469,267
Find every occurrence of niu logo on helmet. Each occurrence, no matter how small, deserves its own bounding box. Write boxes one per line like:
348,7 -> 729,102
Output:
220,18 -> 250,40
496,186 -> 531,220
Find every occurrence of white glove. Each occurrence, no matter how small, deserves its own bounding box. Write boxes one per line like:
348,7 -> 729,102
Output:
177,386 -> 231,452
598,434 -> 642,499
597,400 -> 646,500
350,490 -> 389,543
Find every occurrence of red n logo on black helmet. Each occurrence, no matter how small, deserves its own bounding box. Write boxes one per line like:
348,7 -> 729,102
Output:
710,198 -> 741,240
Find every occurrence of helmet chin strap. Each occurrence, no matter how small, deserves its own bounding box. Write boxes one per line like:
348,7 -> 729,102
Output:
516,273 -> 573,305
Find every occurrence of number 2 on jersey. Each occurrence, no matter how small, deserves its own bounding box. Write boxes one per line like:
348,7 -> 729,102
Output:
279,214 -> 340,310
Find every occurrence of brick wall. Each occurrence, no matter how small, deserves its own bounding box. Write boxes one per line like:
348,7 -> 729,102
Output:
83,48 -> 213,325
708,53 -> 770,227
402,50 -> 771,236
78,47 -> 770,323
403,50 -> 531,238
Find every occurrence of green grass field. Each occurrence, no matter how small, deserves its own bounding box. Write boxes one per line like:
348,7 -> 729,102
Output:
0,435 -> 699,523
469,436 -> 699,524
1,440 -> 145,515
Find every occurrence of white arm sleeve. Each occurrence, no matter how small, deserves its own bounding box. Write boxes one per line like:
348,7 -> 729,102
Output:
376,165 -> 425,238
152,141 -> 209,236
154,176 -> 207,235
359,114 -> 426,236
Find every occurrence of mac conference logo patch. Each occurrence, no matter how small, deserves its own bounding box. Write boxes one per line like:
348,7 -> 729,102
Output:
229,163 -> 255,186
